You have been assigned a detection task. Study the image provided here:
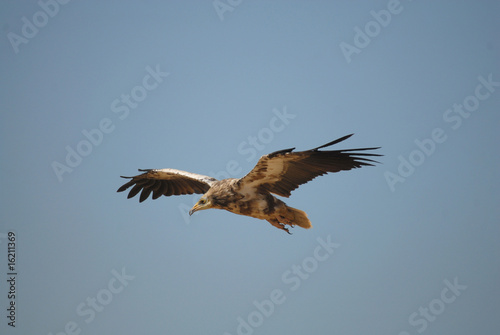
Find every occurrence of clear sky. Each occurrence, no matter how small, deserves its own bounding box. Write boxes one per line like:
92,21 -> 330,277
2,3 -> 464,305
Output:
1,1 -> 499,334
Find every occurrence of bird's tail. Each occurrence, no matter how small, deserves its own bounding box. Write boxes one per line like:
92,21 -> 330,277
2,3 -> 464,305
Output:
287,206 -> 312,229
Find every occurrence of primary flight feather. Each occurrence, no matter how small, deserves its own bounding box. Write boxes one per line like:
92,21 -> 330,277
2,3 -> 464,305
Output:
117,134 -> 381,233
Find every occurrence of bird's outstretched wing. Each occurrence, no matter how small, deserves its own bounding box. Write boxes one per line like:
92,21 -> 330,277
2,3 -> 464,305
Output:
237,134 -> 381,198
117,169 -> 217,202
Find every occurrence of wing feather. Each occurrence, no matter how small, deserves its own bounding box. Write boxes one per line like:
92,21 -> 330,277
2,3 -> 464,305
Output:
140,186 -> 153,203
237,134 -> 381,197
117,168 -> 217,202
151,181 -> 164,200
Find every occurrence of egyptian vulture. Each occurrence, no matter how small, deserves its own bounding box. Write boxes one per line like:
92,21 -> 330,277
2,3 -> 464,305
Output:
117,134 -> 381,234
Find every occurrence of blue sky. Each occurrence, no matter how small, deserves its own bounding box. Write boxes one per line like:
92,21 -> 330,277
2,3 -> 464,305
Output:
1,1 -> 499,334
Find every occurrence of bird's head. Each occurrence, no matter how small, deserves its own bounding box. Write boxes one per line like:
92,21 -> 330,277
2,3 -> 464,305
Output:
189,196 -> 213,216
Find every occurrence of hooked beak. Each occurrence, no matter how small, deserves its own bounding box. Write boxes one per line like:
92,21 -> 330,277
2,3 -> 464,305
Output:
189,205 -> 200,216
189,200 -> 211,216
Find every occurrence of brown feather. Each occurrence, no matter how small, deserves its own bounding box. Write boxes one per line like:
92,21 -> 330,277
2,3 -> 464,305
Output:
117,168 -> 217,202
238,135 -> 382,197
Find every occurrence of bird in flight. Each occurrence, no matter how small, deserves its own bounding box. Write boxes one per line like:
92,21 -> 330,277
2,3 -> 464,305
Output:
117,134 -> 381,234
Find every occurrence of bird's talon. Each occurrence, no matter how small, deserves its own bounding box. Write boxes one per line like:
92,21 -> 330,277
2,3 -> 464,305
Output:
281,224 -> 292,234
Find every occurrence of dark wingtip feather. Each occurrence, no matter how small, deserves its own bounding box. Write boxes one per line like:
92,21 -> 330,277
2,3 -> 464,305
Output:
126,184 -> 143,199
139,188 -> 152,202
118,169 -> 149,193
341,146 -> 382,152
117,179 -> 135,192
312,134 -> 354,151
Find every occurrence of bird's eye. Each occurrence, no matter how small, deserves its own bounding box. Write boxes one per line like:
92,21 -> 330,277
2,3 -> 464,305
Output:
199,199 -> 206,204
